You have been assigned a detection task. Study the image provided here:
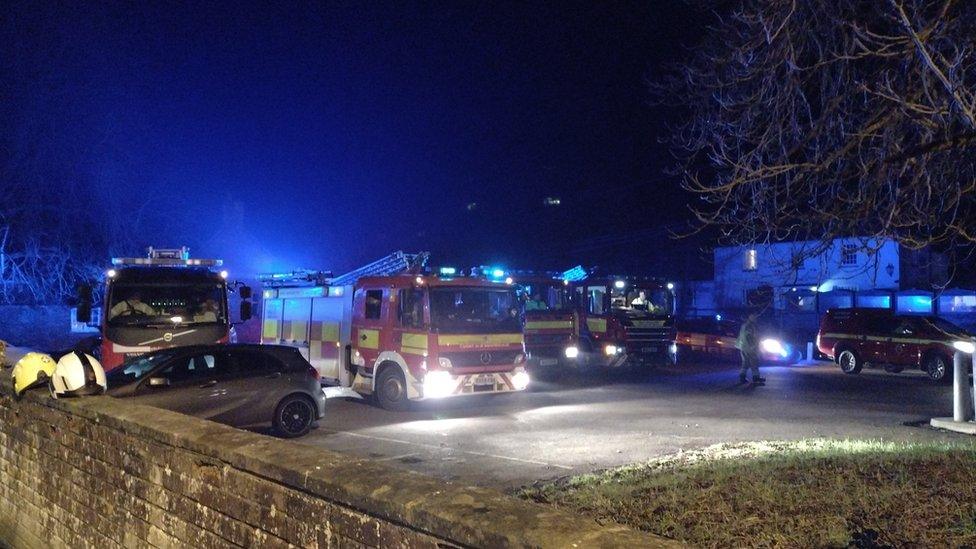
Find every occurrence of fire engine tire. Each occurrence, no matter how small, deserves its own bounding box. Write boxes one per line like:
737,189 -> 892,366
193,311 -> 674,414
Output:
375,365 -> 411,412
837,349 -> 862,375
273,394 -> 316,438
923,353 -> 951,383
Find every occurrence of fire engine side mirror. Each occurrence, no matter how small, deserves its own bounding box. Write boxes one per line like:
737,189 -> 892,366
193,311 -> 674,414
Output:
238,284 -> 252,300
240,301 -> 253,322
76,284 -> 93,323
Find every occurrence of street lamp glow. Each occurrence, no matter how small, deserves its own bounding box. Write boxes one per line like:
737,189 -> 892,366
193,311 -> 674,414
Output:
666,282 -> 674,290
106,269 -> 117,278
614,280 -> 626,289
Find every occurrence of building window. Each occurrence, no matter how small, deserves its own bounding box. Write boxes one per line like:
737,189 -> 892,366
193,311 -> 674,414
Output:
743,249 -> 758,271
841,245 -> 858,266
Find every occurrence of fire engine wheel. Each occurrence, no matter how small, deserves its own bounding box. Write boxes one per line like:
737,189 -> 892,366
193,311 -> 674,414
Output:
923,354 -> 951,383
273,394 -> 316,438
837,349 -> 862,375
376,366 -> 410,412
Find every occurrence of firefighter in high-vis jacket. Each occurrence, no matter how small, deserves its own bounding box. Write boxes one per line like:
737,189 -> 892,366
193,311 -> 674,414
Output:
736,313 -> 765,385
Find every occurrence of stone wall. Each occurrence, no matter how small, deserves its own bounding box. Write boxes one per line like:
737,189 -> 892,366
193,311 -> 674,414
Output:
0,375 -> 678,548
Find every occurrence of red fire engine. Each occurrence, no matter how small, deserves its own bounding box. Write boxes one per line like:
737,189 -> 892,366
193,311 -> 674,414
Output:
260,252 -> 530,410
76,247 -> 253,372
514,266 -> 676,369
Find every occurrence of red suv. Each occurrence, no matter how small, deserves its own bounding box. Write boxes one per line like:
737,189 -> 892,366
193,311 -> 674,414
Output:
817,308 -> 974,382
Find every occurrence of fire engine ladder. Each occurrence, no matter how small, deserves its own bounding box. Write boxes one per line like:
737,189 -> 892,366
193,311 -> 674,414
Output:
329,251 -> 430,286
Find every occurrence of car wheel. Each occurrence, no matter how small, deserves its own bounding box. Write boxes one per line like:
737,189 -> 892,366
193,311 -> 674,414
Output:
923,354 -> 951,383
838,349 -> 862,374
883,364 -> 904,374
273,394 -> 316,438
375,366 -> 410,411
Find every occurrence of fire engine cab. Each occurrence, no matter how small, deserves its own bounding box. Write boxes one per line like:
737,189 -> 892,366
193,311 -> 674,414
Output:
75,247 -> 252,372
260,252 -> 530,410
511,266 -> 677,370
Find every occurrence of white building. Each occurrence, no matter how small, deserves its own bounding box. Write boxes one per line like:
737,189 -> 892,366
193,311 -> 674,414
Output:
683,237 -> 949,319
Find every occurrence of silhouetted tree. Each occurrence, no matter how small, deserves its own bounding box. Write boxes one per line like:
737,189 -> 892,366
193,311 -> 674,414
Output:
665,0 -> 976,261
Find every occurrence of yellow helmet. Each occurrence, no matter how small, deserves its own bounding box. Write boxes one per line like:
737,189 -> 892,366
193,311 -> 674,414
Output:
11,352 -> 57,398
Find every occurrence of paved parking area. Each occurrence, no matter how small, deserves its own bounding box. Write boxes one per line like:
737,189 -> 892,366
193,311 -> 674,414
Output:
296,361 -> 966,490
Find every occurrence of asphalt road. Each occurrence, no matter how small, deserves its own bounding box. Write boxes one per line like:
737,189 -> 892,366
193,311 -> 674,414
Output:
296,360 -> 966,490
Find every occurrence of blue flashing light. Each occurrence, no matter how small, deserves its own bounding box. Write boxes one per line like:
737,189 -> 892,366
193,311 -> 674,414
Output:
439,266 -> 457,276
561,265 -> 588,282
491,268 -> 505,279
716,314 -> 722,321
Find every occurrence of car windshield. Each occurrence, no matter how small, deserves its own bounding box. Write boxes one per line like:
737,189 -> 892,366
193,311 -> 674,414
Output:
522,282 -> 573,312
107,351 -> 176,387
611,286 -> 672,315
430,287 -> 521,333
107,282 -> 227,327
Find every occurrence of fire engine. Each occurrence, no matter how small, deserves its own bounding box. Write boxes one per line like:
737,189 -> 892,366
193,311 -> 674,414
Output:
513,266 -> 676,369
75,247 -> 252,372
260,252 -> 530,410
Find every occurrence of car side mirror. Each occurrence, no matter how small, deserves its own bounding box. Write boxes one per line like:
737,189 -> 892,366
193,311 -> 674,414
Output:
76,284 -> 93,323
238,284 -> 252,300
240,301 -> 253,321
148,377 -> 170,387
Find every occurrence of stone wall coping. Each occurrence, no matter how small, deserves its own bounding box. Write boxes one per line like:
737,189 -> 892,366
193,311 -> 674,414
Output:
0,373 -> 681,548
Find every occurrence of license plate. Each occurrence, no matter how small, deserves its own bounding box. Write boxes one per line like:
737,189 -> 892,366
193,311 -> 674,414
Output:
540,358 -> 558,366
474,374 -> 495,386
642,347 -> 658,353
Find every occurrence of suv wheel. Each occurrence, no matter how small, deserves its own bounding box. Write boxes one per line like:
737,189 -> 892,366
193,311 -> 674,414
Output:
838,349 -> 862,374
376,366 -> 410,411
273,395 -> 316,438
923,354 -> 951,383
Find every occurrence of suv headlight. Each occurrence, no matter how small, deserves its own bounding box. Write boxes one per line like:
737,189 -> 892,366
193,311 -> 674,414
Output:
952,341 -> 975,354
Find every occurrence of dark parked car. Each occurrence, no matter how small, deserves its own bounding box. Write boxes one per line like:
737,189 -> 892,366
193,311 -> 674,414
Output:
106,344 -> 325,437
817,308 -> 973,382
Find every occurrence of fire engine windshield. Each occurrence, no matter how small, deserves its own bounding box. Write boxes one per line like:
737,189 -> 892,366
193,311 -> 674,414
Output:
521,282 -> 573,312
429,287 -> 521,333
107,283 -> 227,327
611,286 -> 672,316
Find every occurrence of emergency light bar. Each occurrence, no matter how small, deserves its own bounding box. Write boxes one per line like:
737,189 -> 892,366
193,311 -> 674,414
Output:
561,265 -> 589,282
111,246 -> 223,267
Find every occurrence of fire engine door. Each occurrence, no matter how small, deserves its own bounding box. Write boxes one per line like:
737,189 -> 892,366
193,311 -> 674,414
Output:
261,298 -> 283,344
394,288 -> 427,366
282,298 -> 312,358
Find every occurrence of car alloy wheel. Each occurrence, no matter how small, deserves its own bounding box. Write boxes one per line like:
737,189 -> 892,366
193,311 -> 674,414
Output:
925,355 -> 949,382
276,396 -> 314,438
838,350 -> 861,374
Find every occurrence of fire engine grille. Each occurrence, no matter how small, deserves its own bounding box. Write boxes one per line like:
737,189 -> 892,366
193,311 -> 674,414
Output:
442,350 -> 521,368
623,326 -> 671,343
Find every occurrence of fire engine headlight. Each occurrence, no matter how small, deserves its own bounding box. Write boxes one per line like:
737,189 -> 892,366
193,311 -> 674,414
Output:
511,370 -> 530,391
604,344 -> 618,356
953,341 -> 975,354
423,370 -> 456,399
564,346 -> 579,359
437,356 -> 453,369
760,338 -> 789,358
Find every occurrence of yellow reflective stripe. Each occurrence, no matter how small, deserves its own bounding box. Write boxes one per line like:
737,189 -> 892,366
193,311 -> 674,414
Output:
309,341 -> 322,360
309,321 -> 340,342
586,318 -> 607,333
402,333 -> 428,350
262,319 -> 278,339
358,329 -> 379,349
285,321 -> 308,342
525,321 -> 573,330
438,333 -> 522,347
401,346 -> 427,356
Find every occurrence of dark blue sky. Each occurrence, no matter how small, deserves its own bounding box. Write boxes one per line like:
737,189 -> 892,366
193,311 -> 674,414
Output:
5,1 -> 706,276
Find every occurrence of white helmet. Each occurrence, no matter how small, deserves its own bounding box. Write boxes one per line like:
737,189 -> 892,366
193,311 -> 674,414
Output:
50,351 -> 107,398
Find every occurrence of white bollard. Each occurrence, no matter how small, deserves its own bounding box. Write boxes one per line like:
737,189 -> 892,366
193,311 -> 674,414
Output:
953,351 -> 973,422
806,342 -> 814,362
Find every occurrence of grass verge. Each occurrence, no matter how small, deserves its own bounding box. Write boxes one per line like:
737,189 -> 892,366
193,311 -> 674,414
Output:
518,439 -> 976,547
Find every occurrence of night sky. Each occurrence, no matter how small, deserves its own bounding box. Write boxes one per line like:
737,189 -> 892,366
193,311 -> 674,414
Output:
4,2 -> 709,276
